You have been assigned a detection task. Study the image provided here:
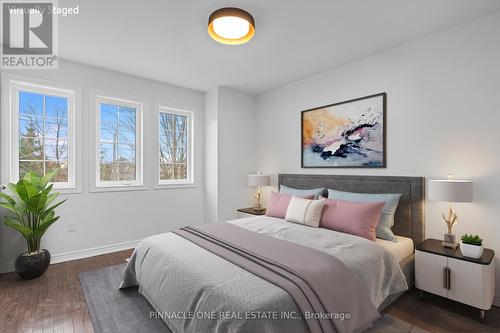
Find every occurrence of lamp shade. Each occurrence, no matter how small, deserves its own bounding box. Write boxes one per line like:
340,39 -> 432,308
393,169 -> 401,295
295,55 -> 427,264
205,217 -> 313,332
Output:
428,179 -> 473,202
248,174 -> 270,187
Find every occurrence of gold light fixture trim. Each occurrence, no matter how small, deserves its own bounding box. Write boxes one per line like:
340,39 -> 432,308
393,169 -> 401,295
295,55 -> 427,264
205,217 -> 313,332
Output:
208,7 -> 255,45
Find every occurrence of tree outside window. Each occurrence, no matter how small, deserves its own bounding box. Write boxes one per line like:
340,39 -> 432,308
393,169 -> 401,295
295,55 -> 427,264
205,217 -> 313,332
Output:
18,91 -> 69,182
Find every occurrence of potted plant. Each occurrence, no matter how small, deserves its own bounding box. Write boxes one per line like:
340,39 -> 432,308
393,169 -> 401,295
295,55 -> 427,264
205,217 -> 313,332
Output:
0,172 -> 66,279
460,234 -> 484,259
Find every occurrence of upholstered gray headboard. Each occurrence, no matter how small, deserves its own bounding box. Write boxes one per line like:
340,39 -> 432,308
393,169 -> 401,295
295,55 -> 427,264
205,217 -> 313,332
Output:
278,174 -> 425,244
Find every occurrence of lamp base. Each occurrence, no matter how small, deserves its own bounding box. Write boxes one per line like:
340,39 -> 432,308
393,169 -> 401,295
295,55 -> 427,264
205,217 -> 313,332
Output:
442,233 -> 458,249
442,241 -> 459,249
252,207 -> 266,213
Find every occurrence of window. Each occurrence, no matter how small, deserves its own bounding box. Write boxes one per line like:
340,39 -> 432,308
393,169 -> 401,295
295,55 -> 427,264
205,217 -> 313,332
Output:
95,96 -> 142,187
10,81 -> 75,189
158,107 -> 193,185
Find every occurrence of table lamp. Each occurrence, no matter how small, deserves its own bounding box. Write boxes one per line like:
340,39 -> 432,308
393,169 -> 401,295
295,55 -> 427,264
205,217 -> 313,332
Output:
248,172 -> 270,212
428,175 -> 473,249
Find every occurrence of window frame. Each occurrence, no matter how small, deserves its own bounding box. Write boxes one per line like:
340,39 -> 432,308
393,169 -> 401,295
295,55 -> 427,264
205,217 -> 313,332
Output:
9,80 -> 77,190
94,95 -> 144,189
156,106 -> 194,187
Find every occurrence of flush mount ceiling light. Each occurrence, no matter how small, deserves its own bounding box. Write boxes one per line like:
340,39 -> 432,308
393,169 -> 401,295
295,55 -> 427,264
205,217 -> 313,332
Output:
208,7 -> 255,45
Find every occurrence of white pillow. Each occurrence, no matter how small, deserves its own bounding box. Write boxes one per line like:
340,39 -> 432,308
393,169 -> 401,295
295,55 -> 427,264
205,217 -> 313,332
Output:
285,196 -> 325,227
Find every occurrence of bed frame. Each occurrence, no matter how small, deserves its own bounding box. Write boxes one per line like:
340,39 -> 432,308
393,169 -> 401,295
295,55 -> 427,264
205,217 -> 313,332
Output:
278,173 -> 426,309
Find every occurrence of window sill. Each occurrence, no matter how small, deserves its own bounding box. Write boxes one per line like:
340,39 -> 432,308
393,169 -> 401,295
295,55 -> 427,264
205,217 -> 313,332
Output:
0,186 -> 82,196
56,188 -> 82,195
154,183 -> 198,190
90,185 -> 148,193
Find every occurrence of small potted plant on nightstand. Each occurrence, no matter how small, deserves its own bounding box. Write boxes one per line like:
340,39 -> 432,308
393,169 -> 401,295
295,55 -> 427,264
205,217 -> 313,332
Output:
460,234 -> 484,259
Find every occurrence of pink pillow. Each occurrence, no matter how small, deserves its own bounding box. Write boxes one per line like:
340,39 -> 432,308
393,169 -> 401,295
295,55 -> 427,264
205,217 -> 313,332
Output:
320,198 -> 385,241
266,192 -> 315,219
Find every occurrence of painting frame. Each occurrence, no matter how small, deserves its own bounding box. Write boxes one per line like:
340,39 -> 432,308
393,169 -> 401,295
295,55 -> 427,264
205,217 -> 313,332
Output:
301,92 -> 386,168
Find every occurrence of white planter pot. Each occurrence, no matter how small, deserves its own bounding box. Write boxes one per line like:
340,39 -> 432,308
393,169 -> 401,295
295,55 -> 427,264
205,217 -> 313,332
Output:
460,242 -> 484,259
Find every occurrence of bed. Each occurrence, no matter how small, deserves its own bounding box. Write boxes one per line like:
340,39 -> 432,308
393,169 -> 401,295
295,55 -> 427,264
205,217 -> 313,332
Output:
121,174 -> 425,333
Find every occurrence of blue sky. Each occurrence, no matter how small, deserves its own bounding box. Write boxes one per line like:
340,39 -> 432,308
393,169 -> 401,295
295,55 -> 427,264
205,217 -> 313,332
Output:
19,91 -> 69,140
20,91 -> 68,118
100,103 -> 136,163
19,91 -> 69,162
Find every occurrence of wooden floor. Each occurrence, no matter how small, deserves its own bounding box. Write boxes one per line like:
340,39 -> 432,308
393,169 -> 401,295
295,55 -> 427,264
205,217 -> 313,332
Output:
1,249 -> 499,333
385,289 -> 500,332
0,249 -> 133,333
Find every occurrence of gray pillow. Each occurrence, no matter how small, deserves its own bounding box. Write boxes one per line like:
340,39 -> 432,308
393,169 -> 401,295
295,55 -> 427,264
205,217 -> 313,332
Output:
280,185 -> 325,199
327,189 -> 402,242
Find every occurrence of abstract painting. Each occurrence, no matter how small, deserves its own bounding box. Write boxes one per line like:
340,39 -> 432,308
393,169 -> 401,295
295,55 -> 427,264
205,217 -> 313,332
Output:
301,93 -> 386,168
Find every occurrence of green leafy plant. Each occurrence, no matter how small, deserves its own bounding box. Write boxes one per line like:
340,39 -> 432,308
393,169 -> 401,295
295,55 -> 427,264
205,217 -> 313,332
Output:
461,234 -> 483,246
0,172 -> 66,254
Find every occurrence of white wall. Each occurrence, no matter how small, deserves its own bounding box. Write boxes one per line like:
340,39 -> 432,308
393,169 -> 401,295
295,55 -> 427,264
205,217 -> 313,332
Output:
217,87 -> 256,221
0,60 -> 205,271
204,87 -> 257,222
256,13 -> 500,299
204,88 -> 218,223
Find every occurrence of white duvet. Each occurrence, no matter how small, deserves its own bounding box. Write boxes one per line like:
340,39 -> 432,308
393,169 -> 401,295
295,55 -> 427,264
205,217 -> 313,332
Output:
228,216 -> 409,307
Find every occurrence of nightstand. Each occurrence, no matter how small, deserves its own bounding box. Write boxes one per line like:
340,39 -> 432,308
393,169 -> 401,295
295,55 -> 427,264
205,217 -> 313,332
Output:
415,238 -> 495,322
236,207 -> 266,218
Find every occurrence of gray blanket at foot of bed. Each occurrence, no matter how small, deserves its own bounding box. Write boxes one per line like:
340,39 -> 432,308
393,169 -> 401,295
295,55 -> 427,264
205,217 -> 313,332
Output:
173,223 -> 379,333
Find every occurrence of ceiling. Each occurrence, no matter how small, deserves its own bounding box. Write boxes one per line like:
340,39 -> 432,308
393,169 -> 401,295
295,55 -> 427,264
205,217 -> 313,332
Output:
59,0 -> 500,94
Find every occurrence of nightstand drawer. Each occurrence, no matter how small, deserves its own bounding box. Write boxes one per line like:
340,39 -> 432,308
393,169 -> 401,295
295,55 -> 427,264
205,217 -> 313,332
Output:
416,250 -> 448,297
447,257 -> 495,310
447,257 -> 484,308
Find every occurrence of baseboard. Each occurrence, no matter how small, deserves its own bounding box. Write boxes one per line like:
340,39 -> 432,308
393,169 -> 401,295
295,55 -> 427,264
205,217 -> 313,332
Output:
0,239 -> 139,274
